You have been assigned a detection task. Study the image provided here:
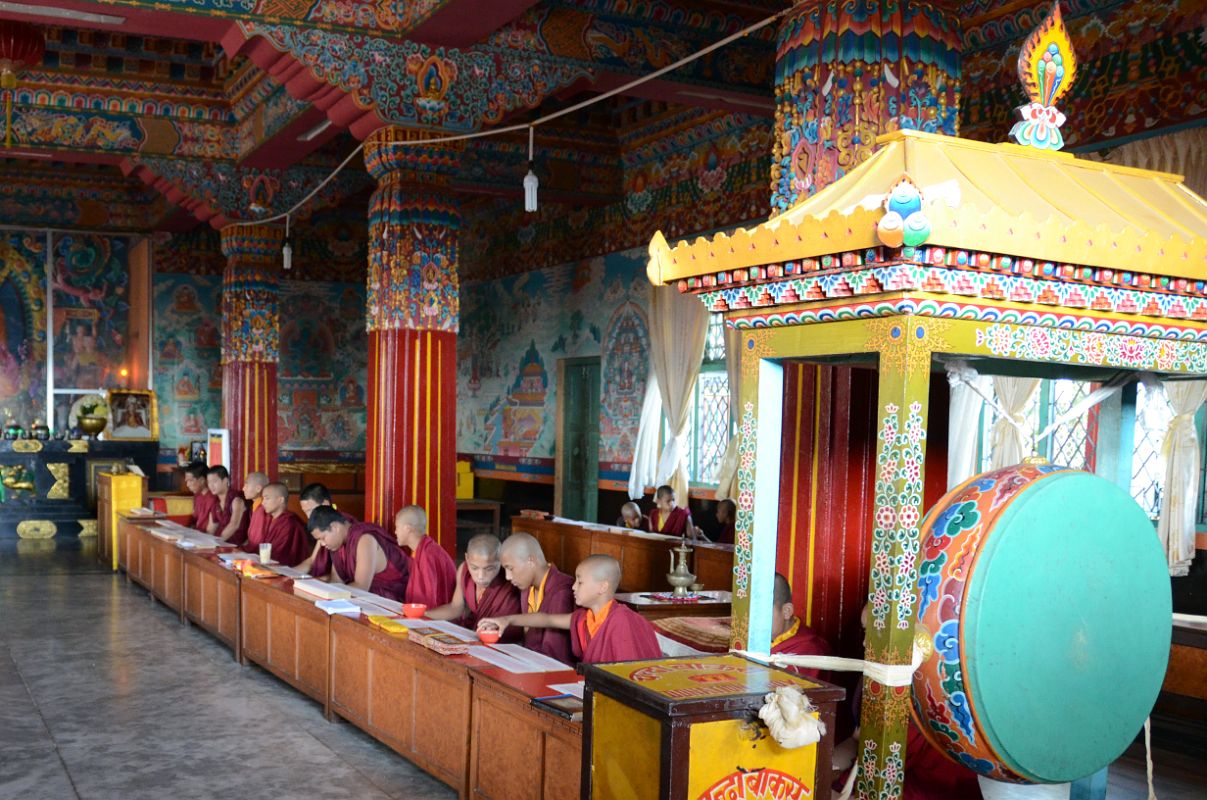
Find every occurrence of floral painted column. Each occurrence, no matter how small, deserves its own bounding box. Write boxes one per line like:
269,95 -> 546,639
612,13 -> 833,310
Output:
771,0 -> 961,211
219,223 -> 284,488
363,127 -> 461,553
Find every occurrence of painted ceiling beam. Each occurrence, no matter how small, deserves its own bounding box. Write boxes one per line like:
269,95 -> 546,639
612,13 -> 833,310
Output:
410,0 -> 545,48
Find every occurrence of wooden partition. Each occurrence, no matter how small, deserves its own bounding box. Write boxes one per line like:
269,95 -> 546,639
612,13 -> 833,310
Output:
183,552 -> 241,660
241,577 -> 331,707
511,517 -> 734,594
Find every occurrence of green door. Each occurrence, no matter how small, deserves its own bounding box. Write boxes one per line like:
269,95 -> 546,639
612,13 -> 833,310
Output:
561,358 -> 600,522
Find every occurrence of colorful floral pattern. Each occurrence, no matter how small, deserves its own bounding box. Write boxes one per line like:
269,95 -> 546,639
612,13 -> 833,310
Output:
733,400 -> 758,602
975,324 -> 1207,372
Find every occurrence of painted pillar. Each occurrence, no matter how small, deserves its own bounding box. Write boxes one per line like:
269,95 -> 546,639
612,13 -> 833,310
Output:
362,127 -> 461,553
219,223 -> 284,487
770,0 -> 962,212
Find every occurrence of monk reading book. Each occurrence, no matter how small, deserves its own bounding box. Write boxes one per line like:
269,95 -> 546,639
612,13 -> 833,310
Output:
297,482 -> 355,522
478,554 -> 661,665
242,471 -> 269,544
615,501 -> 649,531
243,482 -> 310,567
205,465 -> 249,545
715,498 -> 737,545
770,573 -> 832,679
298,506 -> 410,601
648,485 -> 694,538
495,532 -> 575,663
184,462 -> 216,533
395,505 -> 456,607
427,533 -> 520,637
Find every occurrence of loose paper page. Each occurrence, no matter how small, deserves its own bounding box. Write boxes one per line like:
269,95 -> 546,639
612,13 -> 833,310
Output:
491,643 -> 569,672
465,646 -> 540,672
546,682 -> 584,699
345,587 -> 403,615
315,599 -> 362,616
265,564 -> 312,580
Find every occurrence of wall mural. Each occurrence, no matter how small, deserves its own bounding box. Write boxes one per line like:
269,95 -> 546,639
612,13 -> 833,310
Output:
153,272 -> 223,454
52,234 -> 131,390
0,233 -> 47,427
457,246 -> 650,483
277,280 -> 367,460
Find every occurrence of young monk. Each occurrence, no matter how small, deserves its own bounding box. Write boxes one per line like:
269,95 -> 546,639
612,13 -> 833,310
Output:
489,532 -> 575,662
648,485 -> 693,537
243,482 -> 310,567
615,501 -> 649,531
205,466 -> 249,545
479,554 -> 661,665
715,498 -> 737,545
298,506 -> 410,601
770,573 -> 833,679
242,471 -> 270,544
394,505 -> 456,607
184,462 -> 216,532
427,533 -> 521,637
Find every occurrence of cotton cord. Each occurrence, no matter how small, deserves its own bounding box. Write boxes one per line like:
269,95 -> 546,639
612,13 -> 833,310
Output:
757,686 -> 826,749
733,637 -> 927,687
1144,716 -> 1158,800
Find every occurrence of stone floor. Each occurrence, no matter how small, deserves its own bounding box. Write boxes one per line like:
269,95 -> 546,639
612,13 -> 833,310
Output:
1,538 -> 1203,800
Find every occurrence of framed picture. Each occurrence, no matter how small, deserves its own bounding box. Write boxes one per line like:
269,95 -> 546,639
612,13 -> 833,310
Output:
189,441 -> 206,463
206,428 -> 230,469
105,389 -> 159,441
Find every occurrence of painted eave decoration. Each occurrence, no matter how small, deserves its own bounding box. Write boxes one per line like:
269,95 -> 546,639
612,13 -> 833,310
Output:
647,129 -> 1207,287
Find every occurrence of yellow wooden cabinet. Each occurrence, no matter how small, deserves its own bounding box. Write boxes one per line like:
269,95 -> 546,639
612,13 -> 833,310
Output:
97,472 -> 146,571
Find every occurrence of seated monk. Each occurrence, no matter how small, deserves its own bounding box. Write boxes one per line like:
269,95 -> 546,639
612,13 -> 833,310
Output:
648,485 -> 693,538
298,506 -> 410,601
770,573 -> 832,679
427,533 -> 520,637
184,462 -> 216,533
495,532 -> 575,663
395,505 -> 456,607
298,482 -> 356,522
205,466 -> 249,545
479,554 -> 661,665
242,471 -> 269,544
715,498 -> 736,545
243,482 -> 310,567
615,501 -> 648,531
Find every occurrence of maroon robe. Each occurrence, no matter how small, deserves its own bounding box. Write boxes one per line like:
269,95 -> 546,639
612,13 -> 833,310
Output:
456,564 -> 522,641
649,506 -> 692,537
522,565 -> 575,664
404,536 -> 457,608
245,502 -> 268,546
310,522 -> 411,601
615,514 -> 650,532
207,491 -> 249,545
245,510 -> 311,568
571,601 -> 661,665
771,620 -> 832,679
716,521 -> 735,545
190,491 -> 217,532
904,720 -> 983,800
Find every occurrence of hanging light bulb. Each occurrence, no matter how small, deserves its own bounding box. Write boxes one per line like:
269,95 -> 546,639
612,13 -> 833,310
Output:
523,125 -> 538,213
282,215 -> 292,271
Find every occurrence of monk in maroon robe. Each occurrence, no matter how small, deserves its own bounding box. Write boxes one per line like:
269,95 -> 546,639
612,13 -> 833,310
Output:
243,482 -> 310,567
184,463 -> 216,532
479,554 -> 661,665
768,573 -> 832,679
395,505 -> 456,607
205,465 -> 248,545
242,471 -> 269,543
490,532 -> 575,662
615,502 -> 649,532
648,485 -> 693,537
299,506 -> 410,601
427,533 -> 520,639
714,498 -> 737,545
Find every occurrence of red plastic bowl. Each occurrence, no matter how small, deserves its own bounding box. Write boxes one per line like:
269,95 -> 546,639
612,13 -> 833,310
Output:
477,629 -> 501,644
402,603 -> 426,619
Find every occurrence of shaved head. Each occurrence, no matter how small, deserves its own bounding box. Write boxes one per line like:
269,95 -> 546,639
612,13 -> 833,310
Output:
580,554 -> 621,588
466,533 -> 501,559
500,531 -> 544,562
263,482 -> 289,501
396,505 -> 427,532
245,472 -> 269,488
774,573 -> 793,609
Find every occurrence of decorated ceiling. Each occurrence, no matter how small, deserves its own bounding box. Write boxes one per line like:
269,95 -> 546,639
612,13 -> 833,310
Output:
0,0 -> 1198,280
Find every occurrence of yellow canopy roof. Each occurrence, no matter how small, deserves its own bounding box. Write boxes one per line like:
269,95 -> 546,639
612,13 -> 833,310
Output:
648,129 -> 1207,285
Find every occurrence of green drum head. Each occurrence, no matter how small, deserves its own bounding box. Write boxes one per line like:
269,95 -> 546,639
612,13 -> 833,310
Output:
965,471 -> 1172,783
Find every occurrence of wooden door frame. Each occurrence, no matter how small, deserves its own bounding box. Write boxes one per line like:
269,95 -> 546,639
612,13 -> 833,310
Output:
554,356 -> 600,519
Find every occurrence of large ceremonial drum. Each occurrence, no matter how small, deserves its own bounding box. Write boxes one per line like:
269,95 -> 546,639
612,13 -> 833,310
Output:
912,463 -> 1172,783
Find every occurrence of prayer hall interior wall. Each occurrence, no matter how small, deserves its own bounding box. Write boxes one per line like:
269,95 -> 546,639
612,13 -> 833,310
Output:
0,229 -> 146,430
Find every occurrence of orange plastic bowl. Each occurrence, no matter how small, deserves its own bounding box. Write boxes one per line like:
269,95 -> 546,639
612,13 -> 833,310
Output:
402,603 -> 427,619
477,629 -> 501,644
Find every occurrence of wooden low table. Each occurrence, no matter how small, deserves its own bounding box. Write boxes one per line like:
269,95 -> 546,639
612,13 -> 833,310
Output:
615,590 -> 732,620
121,518 -> 185,618
240,574 -> 331,711
183,552 -> 242,661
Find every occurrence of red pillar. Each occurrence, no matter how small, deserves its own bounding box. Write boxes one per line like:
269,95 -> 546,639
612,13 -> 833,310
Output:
362,127 -> 461,553
219,223 -> 283,487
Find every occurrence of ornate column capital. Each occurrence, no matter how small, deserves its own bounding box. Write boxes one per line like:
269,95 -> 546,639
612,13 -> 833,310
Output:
220,223 -> 286,268
364,126 -> 464,187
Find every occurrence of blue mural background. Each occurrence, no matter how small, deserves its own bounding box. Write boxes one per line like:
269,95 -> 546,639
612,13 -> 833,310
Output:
0,232 -> 48,427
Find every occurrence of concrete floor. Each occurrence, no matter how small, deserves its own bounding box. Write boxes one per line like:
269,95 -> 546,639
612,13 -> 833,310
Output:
1,538 -> 1203,800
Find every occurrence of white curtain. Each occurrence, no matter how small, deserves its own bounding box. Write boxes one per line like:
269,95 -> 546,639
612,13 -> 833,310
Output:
712,325 -> 742,501
627,371 -> 663,500
1157,379 -> 1207,576
989,377 -> 1041,469
946,361 -> 992,488
650,284 -> 710,499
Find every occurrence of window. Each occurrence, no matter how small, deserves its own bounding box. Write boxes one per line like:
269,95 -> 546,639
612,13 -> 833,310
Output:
667,314 -> 731,487
1132,382 -> 1172,519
